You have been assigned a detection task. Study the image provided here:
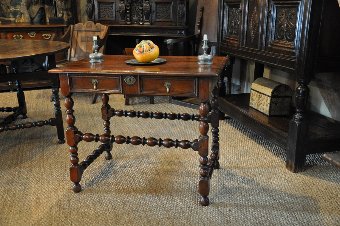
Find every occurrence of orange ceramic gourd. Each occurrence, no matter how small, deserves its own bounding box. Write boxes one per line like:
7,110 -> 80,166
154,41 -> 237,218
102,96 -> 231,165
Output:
133,40 -> 159,63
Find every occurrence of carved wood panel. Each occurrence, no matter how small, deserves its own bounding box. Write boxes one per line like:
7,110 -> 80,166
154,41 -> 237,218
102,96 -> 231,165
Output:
266,0 -> 301,56
98,1 -> 116,21
220,0 -> 242,50
90,0 -> 186,26
177,0 -> 186,26
153,0 -> 186,26
244,0 -> 262,50
154,0 -> 173,22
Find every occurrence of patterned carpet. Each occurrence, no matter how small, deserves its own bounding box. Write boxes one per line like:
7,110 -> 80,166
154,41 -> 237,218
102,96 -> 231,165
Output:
0,90 -> 339,226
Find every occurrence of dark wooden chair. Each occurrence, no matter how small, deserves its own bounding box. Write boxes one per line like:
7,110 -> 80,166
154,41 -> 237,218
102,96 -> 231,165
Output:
56,21 -> 108,62
54,21 -> 109,104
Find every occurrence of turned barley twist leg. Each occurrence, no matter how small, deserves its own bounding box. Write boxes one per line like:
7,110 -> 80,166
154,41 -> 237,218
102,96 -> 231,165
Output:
65,95 -> 82,193
198,102 -> 210,206
101,94 -> 113,160
52,87 -> 65,144
210,87 -> 220,170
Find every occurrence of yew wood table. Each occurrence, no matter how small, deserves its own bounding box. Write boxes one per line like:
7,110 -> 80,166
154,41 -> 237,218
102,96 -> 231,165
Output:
0,39 -> 69,143
49,55 -> 228,206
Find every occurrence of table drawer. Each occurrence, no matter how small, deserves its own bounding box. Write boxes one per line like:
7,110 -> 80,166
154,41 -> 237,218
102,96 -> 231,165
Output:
140,77 -> 197,96
69,76 -> 122,93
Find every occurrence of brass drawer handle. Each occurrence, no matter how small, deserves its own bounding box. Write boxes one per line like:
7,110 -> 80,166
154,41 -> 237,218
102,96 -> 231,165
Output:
164,82 -> 171,93
124,76 -> 136,85
13,34 -> 23,39
91,79 -> 98,90
42,33 -> 52,40
28,32 -> 36,38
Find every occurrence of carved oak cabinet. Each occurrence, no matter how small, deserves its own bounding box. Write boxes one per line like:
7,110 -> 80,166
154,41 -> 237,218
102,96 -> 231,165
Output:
218,0 -> 340,172
87,0 -> 189,54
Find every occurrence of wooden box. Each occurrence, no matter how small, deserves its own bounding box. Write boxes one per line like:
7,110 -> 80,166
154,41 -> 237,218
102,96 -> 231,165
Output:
249,77 -> 293,116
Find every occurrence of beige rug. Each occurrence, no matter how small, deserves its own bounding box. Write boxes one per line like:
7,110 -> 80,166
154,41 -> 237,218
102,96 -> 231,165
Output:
0,90 -> 339,226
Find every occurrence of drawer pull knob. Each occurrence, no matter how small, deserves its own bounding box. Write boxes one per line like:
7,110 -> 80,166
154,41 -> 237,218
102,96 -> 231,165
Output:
164,82 -> 171,93
92,79 -> 99,90
124,76 -> 136,85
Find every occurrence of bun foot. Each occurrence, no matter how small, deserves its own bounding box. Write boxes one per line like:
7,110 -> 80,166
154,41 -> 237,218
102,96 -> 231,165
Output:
214,161 -> 220,169
105,144 -> 113,160
72,183 -> 82,193
199,196 -> 209,206
105,152 -> 112,160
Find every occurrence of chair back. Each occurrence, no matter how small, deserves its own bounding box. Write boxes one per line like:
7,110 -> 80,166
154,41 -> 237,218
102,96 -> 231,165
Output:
68,21 -> 108,61
164,6 -> 204,56
123,48 -> 134,55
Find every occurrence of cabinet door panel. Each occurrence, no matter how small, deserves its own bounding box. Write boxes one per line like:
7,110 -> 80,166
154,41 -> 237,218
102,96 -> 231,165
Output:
153,0 -> 187,26
94,0 -> 117,22
243,0 -> 264,50
266,0 -> 302,56
220,0 -> 242,50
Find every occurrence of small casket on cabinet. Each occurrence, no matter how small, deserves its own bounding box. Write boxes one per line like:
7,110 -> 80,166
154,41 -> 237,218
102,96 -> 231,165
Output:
249,77 -> 293,116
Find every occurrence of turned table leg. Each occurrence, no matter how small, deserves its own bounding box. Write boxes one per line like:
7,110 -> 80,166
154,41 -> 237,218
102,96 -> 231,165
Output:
101,94 -> 113,160
210,87 -> 220,170
52,86 -> 65,144
65,95 -> 82,193
198,102 -> 210,206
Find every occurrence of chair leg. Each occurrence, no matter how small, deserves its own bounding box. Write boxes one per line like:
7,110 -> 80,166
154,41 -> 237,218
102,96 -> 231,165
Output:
91,94 -> 99,104
149,96 -> 154,104
125,95 -> 130,105
16,81 -> 27,118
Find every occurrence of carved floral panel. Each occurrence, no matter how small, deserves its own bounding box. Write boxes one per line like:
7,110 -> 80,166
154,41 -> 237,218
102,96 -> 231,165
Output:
155,2 -> 172,21
266,1 -> 301,54
245,0 -> 261,49
274,6 -> 298,42
227,5 -> 241,37
98,2 -> 115,20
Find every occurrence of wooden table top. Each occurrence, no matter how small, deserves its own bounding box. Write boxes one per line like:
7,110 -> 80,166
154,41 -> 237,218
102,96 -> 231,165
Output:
49,55 -> 228,78
0,39 -> 69,61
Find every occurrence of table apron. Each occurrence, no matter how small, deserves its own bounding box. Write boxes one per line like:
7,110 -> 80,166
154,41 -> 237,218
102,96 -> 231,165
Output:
59,73 -> 216,101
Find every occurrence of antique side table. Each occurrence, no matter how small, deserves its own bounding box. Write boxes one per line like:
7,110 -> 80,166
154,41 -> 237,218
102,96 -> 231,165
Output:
49,55 -> 228,206
0,39 -> 69,143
